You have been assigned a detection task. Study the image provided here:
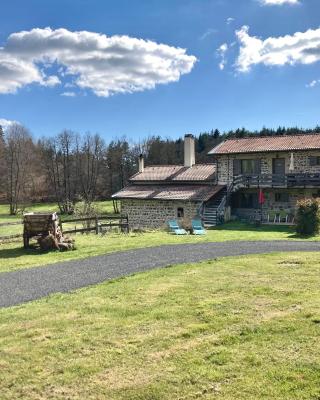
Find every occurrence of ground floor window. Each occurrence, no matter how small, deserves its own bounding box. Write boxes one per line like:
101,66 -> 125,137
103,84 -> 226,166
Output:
177,207 -> 184,218
275,192 -> 289,202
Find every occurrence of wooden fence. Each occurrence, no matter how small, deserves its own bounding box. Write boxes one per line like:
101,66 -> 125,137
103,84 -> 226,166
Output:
60,214 -> 129,235
0,214 -> 129,242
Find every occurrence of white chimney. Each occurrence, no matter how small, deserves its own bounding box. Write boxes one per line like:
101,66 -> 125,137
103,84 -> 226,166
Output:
138,154 -> 144,173
184,134 -> 195,168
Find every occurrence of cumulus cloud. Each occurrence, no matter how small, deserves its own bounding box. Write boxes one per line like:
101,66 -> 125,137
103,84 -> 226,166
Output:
226,17 -> 235,25
236,25 -> 320,72
260,0 -> 300,5
217,43 -> 228,70
0,118 -> 19,130
0,27 -> 197,96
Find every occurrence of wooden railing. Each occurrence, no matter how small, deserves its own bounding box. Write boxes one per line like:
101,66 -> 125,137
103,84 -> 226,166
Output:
233,173 -> 320,188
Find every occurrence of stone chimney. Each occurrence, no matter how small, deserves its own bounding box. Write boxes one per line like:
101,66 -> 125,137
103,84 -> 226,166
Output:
138,154 -> 144,173
184,134 -> 195,168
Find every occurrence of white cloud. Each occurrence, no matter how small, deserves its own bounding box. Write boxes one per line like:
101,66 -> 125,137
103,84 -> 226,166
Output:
226,17 -> 235,25
0,27 -> 197,97
217,43 -> 228,70
306,79 -> 320,88
200,28 -> 218,41
0,118 -> 19,130
61,91 -> 76,97
260,0 -> 300,5
236,25 -> 320,72
43,75 -> 61,87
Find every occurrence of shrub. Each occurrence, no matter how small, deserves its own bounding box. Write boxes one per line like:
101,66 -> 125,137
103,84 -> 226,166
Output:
296,198 -> 320,236
74,199 -> 101,230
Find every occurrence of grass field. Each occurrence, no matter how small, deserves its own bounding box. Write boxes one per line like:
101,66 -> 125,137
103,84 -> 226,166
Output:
0,201 -> 116,236
1,252 -> 320,399
0,221 -> 319,274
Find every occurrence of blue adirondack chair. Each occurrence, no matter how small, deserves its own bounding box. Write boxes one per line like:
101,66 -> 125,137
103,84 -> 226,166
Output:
168,219 -> 187,235
192,219 -> 206,235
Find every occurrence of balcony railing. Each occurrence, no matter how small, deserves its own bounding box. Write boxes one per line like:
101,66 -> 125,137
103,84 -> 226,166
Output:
233,173 -> 320,188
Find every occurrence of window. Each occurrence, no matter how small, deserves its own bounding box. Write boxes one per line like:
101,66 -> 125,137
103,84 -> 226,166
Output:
275,192 -> 289,202
310,156 -> 320,166
177,207 -> 184,218
241,159 -> 256,174
233,159 -> 261,175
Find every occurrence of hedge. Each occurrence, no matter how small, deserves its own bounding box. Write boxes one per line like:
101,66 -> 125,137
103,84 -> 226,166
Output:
296,198 -> 320,236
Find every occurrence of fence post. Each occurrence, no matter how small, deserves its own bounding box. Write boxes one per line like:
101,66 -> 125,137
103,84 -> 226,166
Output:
95,217 -> 99,234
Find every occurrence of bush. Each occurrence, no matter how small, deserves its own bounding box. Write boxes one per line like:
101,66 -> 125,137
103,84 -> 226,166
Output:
296,198 -> 320,236
74,199 -> 101,230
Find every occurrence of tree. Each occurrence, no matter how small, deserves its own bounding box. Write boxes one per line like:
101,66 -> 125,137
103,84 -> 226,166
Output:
5,123 -> 34,214
75,132 -> 105,203
0,125 -> 6,196
40,130 -> 77,214
106,138 -> 136,195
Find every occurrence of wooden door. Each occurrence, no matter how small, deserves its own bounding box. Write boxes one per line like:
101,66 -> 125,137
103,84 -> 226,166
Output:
272,158 -> 285,175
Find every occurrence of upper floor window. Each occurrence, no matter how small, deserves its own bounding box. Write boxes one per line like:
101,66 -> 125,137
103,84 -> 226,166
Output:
310,156 -> 320,166
233,159 -> 261,175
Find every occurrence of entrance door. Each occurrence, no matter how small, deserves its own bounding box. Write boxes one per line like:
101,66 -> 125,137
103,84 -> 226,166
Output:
272,158 -> 285,175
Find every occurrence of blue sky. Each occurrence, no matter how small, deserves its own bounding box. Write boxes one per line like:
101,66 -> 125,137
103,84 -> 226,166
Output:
0,0 -> 320,141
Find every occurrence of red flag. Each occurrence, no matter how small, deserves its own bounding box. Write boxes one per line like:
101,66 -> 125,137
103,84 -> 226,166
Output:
258,189 -> 265,205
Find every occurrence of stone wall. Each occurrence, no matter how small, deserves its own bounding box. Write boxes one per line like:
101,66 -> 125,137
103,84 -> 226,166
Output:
216,151 -> 320,184
121,199 -> 201,229
233,188 -> 320,219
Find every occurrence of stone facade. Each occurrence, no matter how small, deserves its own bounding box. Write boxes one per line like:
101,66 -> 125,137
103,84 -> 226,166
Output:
232,188 -> 320,219
121,199 -> 201,229
216,151 -> 320,184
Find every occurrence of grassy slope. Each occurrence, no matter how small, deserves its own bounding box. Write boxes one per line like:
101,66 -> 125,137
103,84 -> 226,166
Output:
0,221 -> 319,274
1,252 -> 320,399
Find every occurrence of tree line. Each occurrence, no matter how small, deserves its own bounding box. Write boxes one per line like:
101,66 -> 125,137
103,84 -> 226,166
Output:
0,123 -> 319,214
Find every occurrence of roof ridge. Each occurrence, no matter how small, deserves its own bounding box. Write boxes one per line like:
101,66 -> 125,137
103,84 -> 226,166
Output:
223,133 -> 320,141
144,163 -> 215,168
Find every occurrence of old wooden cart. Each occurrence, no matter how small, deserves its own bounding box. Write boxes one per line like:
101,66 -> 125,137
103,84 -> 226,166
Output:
23,212 -> 61,249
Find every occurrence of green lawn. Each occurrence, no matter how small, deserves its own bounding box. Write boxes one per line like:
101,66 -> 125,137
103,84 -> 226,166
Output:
0,200 -> 116,236
0,221 -> 319,274
1,252 -> 320,399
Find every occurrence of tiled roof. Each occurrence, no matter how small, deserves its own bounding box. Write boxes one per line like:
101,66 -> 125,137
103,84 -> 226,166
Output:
129,164 -> 216,182
112,184 -> 224,202
208,134 -> 320,155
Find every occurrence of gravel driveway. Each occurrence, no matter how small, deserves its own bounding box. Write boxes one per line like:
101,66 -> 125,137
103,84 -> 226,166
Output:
1,240 -> 319,308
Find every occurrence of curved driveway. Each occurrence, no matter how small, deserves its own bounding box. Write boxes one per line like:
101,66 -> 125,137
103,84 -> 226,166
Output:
1,240 -> 319,308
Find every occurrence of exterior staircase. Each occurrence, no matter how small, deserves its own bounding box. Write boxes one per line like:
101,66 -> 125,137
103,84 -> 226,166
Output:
202,186 -> 227,227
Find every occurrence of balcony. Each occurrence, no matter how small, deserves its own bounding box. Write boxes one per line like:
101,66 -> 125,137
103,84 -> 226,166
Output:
233,173 -> 320,189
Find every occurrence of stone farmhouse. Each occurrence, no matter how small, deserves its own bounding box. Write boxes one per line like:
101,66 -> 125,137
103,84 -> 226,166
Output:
112,134 -> 320,228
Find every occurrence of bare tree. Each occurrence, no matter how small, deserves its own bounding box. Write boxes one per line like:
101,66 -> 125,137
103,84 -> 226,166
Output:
40,130 -> 77,214
75,132 -> 105,203
0,125 -> 6,197
5,123 -> 34,214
